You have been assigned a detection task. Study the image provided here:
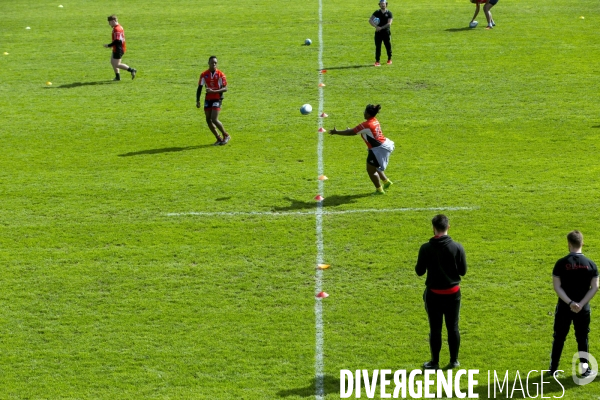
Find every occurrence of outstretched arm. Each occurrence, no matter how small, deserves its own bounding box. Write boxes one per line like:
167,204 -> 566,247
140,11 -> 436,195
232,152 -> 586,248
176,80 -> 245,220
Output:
329,127 -> 356,136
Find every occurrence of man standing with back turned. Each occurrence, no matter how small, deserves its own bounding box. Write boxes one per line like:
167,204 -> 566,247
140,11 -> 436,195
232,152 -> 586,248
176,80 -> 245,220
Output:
549,230 -> 599,378
416,214 -> 467,370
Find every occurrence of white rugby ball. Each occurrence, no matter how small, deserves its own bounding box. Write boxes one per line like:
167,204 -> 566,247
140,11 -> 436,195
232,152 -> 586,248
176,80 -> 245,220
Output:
469,21 -> 478,28
305,38 -> 312,45
300,104 -> 312,115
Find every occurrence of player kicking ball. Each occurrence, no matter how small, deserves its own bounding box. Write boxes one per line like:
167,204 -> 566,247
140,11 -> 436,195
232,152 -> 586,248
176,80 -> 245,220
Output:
196,56 -> 231,146
328,104 -> 395,195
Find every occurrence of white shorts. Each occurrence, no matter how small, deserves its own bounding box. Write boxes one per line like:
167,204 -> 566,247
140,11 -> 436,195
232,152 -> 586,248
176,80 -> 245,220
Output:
367,139 -> 394,172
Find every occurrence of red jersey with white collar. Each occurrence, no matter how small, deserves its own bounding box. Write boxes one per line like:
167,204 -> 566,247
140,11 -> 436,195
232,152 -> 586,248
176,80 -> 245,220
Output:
199,69 -> 227,100
111,24 -> 126,52
352,117 -> 390,149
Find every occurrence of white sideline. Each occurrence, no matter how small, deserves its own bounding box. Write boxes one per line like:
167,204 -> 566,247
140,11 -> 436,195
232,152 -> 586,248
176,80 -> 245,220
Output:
315,0 -> 325,397
164,207 -> 475,218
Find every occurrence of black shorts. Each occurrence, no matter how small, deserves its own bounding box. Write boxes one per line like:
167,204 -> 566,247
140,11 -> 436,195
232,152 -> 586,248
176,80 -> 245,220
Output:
488,0 -> 498,5
204,98 -> 222,110
112,50 -> 124,60
366,150 -> 381,169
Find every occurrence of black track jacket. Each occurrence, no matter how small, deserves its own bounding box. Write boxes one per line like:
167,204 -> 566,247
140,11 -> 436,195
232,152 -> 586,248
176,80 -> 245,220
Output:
415,235 -> 467,290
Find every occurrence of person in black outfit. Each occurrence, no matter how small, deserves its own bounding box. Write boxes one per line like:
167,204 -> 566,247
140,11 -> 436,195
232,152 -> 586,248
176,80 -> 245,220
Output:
549,230 -> 599,377
415,214 -> 467,370
370,0 -> 393,66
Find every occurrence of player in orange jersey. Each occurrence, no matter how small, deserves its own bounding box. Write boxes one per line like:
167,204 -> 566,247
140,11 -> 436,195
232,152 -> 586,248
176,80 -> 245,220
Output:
196,56 -> 230,145
104,15 -> 136,81
328,104 -> 395,195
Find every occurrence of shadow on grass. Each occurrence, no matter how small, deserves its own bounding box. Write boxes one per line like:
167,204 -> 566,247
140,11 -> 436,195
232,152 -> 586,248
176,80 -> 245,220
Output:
445,27 -> 473,32
44,81 -> 115,89
277,374 -> 339,397
118,145 -> 212,157
318,64 -> 373,71
272,193 -> 371,211
592,125 -> 600,128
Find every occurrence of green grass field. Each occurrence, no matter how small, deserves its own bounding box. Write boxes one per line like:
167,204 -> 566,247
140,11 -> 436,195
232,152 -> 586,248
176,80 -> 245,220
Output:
1,0 -> 600,398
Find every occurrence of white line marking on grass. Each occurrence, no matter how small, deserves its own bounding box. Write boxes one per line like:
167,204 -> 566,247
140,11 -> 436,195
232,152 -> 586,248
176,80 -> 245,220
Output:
165,207 -> 476,218
315,0 -> 325,398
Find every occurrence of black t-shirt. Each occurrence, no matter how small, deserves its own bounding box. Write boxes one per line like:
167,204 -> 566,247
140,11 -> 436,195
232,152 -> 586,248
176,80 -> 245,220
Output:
553,252 -> 599,303
372,9 -> 393,31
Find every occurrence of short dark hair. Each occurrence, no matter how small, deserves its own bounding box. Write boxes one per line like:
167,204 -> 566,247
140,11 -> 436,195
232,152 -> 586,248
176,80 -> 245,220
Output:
567,230 -> 583,248
432,214 -> 449,232
107,15 -> 118,22
365,104 -> 381,117
208,55 -> 217,63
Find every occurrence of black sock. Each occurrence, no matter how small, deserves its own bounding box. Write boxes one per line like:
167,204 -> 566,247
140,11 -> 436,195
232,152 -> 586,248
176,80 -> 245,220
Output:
127,67 -> 133,72
115,74 -> 120,80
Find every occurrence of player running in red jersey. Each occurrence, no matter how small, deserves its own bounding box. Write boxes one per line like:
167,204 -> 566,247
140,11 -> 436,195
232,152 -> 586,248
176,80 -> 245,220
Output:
196,56 -> 231,146
104,15 -> 136,81
328,104 -> 395,195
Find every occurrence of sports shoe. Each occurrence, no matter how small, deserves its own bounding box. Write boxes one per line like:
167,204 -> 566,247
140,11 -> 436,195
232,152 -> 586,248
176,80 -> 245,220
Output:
113,76 -> 121,81
213,137 -> 223,146
548,369 -> 560,377
219,134 -> 231,146
387,60 -> 392,65
448,360 -> 460,369
374,62 -> 381,67
491,20 -> 496,26
582,368 -> 597,378
486,25 -> 493,30
383,180 -> 393,190
372,190 -> 385,196
423,361 -> 439,370
131,69 -> 137,80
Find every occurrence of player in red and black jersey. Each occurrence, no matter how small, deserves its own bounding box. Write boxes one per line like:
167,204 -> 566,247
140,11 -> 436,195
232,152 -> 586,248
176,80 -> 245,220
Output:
104,15 -> 137,81
196,56 -> 230,145
328,104 -> 394,195
549,230 -> 599,377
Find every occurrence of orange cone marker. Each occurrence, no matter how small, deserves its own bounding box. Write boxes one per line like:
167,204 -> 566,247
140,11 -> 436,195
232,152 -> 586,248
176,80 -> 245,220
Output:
318,83 -> 326,87
318,175 -> 328,181
317,264 -> 330,270
320,70 -> 327,74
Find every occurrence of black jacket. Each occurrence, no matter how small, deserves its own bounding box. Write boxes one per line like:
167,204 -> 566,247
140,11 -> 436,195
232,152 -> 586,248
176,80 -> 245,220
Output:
415,235 -> 467,290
